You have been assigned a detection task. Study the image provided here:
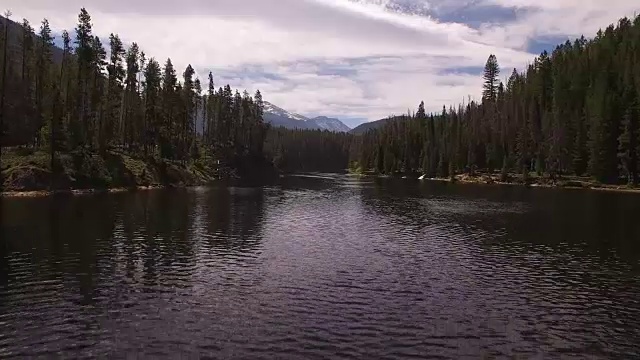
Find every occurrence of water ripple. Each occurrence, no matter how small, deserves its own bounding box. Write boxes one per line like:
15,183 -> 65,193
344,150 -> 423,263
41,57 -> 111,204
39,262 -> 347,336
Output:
1,178 -> 640,358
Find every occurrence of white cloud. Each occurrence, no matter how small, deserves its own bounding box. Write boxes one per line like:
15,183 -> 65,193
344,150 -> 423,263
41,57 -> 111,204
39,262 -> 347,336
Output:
2,0 -> 638,124
478,0 -> 639,47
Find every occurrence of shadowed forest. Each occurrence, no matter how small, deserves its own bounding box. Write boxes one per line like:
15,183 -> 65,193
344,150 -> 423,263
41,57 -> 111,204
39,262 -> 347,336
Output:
285,15 -> 640,187
2,10 -> 640,192
0,9 -> 271,192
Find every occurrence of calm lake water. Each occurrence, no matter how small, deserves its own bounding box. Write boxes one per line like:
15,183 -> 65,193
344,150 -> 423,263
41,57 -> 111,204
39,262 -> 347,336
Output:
2,175 -> 640,359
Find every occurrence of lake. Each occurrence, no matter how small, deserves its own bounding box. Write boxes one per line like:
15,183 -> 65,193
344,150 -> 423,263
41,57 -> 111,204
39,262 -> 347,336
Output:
2,174 -> 640,359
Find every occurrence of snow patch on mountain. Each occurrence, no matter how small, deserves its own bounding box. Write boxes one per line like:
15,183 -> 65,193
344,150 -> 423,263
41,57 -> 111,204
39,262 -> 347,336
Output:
309,116 -> 352,132
263,101 -> 309,122
263,101 -> 351,132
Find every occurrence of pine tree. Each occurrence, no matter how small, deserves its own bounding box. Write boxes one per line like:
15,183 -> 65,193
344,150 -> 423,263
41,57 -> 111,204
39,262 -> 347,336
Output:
35,19 -> 54,147
182,64 -> 195,161
206,71 -> 215,144
194,77 -> 201,138
20,19 -> 34,83
482,54 -> 500,103
416,101 -> 426,120
60,30 -> 73,123
160,58 -> 177,158
105,34 -> 125,152
0,10 -> 11,192
618,76 -> 639,185
143,58 -> 161,156
75,8 -> 94,147
123,43 -> 139,150
90,35 -> 106,149
56,29 -> 72,153
252,89 -> 265,156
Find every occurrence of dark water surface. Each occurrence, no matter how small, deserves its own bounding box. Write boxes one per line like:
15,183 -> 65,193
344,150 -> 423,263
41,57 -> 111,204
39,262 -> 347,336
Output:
2,175 -> 640,359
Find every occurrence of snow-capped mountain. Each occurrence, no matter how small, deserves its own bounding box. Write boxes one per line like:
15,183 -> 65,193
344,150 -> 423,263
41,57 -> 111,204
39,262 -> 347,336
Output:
308,116 -> 351,132
263,101 -> 309,122
262,101 -> 351,132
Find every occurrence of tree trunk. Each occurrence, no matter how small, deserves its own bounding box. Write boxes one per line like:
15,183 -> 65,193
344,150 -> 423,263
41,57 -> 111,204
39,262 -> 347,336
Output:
50,88 -> 57,189
0,17 -> 10,192
21,34 -> 26,81
202,96 -> 207,142
119,89 -> 125,150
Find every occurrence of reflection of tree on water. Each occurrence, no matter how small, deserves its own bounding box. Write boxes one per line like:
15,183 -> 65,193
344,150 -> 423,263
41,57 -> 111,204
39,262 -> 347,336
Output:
0,200 -> 8,291
1,187 -> 267,303
202,186 -> 266,255
111,190 -> 198,289
360,177 -> 640,264
0,194 -> 119,308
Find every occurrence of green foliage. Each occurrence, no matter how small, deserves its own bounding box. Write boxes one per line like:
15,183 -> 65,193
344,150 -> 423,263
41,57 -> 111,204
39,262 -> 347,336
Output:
1,147 -> 218,191
1,8 -> 269,191
351,15 -> 640,185
3,10 -> 640,189
482,54 -> 500,103
264,128 -> 351,173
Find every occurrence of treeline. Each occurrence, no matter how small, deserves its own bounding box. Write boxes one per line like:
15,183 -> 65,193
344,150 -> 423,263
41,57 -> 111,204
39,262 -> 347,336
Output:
264,127 -> 351,173
0,8 -> 268,183
3,10 -> 640,187
353,15 -> 640,185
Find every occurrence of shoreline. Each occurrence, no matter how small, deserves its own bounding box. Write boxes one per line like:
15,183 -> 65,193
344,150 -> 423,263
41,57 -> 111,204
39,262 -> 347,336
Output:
350,170 -> 640,195
419,175 -> 640,194
1,185 -> 175,199
5,172 -> 640,198
2,148 -> 279,199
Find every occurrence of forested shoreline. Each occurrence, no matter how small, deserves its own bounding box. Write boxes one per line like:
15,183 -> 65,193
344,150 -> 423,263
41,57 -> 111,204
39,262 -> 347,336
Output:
271,15 -> 640,188
355,14 -> 640,186
2,10 -> 640,194
0,9 -> 272,193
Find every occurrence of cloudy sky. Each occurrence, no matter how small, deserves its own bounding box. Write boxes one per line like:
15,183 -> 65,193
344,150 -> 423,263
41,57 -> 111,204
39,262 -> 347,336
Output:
5,0 -> 638,127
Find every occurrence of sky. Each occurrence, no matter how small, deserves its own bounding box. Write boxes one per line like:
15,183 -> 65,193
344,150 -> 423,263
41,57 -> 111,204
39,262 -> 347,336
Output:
4,0 -> 638,128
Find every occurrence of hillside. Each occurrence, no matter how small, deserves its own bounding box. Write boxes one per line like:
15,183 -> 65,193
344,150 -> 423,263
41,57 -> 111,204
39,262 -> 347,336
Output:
350,116 -> 403,135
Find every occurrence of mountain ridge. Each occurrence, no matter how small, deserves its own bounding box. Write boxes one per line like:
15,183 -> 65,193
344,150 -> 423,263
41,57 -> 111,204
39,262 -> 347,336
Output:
349,116 -> 402,134
262,101 -> 351,132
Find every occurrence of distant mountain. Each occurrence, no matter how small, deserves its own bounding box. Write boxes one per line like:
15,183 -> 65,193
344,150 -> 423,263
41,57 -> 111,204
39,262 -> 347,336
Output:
263,101 -> 309,122
263,101 -> 315,130
263,101 -> 351,132
350,117 -> 394,134
307,116 -> 351,132
349,115 -> 413,135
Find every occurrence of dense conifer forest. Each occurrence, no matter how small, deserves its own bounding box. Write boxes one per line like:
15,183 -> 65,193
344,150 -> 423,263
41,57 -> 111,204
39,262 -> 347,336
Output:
0,9 -> 269,191
271,15 -> 640,186
2,10 -> 640,191
353,16 -> 640,185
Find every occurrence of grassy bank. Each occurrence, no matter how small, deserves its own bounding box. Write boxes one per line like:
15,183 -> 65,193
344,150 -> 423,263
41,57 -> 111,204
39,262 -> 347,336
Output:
1,147 -> 224,197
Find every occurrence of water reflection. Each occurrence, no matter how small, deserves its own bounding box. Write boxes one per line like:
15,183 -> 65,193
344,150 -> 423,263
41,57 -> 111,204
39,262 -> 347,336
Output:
1,178 -> 640,358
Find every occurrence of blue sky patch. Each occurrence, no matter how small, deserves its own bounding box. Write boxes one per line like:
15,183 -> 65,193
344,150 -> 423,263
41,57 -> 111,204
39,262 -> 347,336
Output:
434,4 -> 520,29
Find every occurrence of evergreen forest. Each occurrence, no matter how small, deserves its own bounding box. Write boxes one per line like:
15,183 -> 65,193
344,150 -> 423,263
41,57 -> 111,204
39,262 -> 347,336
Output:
2,9 -> 640,191
274,15 -> 640,186
1,9 -> 269,191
